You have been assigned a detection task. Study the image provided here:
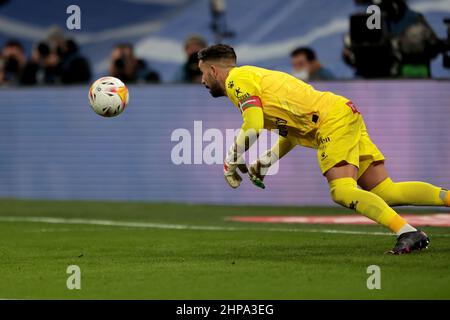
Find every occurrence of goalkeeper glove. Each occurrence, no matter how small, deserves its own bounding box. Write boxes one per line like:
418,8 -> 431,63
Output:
223,141 -> 249,189
223,159 -> 249,189
249,149 -> 279,186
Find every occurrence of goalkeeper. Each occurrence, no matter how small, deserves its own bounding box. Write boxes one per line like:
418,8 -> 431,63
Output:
198,44 -> 449,255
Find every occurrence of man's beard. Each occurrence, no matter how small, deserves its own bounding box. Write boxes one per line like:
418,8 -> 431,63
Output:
206,78 -> 224,98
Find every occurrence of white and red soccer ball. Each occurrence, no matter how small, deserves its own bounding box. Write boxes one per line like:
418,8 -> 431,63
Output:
88,76 -> 129,117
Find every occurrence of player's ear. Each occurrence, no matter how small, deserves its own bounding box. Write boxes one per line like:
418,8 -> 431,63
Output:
210,64 -> 220,79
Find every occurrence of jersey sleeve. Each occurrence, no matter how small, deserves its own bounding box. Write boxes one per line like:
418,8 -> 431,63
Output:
225,69 -> 262,112
226,68 -> 264,145
233,106 -> 264,152
224,69 -> 265,165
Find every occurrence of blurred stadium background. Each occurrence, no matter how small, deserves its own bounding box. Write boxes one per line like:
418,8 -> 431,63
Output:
0,0 -> 449,205
1,0 -> 449,80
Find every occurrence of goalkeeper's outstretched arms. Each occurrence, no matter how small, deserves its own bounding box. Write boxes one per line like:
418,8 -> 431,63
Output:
224,105 -> 264,188
249,135 -> 295,182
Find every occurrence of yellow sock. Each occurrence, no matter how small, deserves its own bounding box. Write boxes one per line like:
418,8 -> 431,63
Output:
329,177 -> 408,233
371,177 -> 449,207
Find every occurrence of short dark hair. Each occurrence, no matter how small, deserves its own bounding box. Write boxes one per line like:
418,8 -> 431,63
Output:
114,43 -> 134,51
4,39 -> 23,51
197,44 -> 236,63
65,39 -> 79,54
37,42 -> 50,57
185,35 -> 207,49
290,47 -> 316,61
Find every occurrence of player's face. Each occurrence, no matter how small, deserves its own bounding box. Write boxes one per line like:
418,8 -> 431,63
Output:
199,60 -> 225,98
292,54 -> 310,72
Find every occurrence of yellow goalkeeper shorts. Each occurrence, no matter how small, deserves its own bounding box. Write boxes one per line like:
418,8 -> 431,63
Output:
316,99 -> 385,179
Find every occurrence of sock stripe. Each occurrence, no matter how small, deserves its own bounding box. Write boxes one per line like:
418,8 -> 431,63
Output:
388,215 -> 408,233
440,189 -> 449,206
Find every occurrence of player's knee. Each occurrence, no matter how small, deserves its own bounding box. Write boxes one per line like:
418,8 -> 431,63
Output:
330,187 -> 347,206
370,177 -> 398,205
330,185 -> 354,207
329,178 -> 356,208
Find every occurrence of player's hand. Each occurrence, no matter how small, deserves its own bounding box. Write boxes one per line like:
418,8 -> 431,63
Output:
249,159 -> 265,181
223,160 -> 249,189
248,149 -> 277,189
248,160 -> 267,189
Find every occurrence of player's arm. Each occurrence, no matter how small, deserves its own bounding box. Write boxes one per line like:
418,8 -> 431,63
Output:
227,97 -> 264,160
224,99 -> 264,188
223,70 -> 266,189
249,135 -> 295,181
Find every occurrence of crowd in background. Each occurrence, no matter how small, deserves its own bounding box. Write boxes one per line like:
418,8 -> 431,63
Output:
109,43 -> 160,83
0,0 -> 446,86
0,32 -> 210,86
0,28 -> 91,86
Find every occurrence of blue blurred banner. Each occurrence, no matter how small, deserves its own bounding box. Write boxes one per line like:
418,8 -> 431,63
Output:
1,0 -> 448,80
1,81 -> 449,205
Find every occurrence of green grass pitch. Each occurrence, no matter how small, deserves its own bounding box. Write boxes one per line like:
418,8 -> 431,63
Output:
0,199 -> 449,299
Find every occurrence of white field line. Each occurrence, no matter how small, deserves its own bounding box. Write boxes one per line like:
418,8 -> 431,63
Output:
0,216 -> 390,235
0,216 -> 449,237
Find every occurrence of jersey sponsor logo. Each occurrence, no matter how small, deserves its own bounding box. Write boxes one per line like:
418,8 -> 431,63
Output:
318,136 -> 331,145
235,87 -> 250,101
275,118 -> 288,137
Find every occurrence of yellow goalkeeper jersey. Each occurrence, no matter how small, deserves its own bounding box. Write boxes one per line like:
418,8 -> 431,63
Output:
225,65 -> 348,148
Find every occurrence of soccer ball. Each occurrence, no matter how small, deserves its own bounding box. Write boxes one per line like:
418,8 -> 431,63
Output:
88,76 -> 129,117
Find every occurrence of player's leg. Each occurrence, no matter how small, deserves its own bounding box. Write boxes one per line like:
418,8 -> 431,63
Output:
319,101 -> 411,236
358,161 -> 450,207
321,102 -> 429,253
353,118 -> 432,253
326,162 -> 430,254
320,101 -> 426,238
325,162 -> 414,235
